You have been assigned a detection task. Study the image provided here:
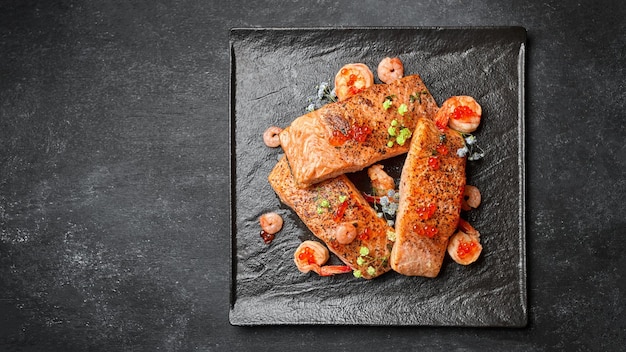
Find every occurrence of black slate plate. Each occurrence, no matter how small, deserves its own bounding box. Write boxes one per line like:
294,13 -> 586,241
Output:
229,27 -> 526,326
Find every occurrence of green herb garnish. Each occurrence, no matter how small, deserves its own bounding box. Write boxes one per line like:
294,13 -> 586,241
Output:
409,90 -> 428,104
397,103 -> 408,116
382,99 -> 392,110
395,127 -> 412,146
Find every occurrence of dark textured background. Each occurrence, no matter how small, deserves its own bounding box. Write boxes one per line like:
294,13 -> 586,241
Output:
1,0 -> 624,351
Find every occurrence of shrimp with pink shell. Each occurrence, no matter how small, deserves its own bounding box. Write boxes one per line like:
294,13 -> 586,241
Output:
377,57 -> 404,84
434,95 -> 482,133
294,240 -> 353,276
263,126 -> 283,147
447,219 -> 483,265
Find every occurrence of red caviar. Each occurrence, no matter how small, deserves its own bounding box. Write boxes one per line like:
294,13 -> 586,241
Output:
297,246 -> 316,264
451,105 -> 477,121
348,86 -> 363,95
456,239 -> 479,259
329,124 -> 372,146
260,230 -> 275,244
436,143 -> 449,156
416,203 -> 437,220
329,130 -> 350,146
435,119 -> 448,131
350,125 -> 371,143
413,224 -> 438,238
428,156 -> 440,170
339,71 -> 365,96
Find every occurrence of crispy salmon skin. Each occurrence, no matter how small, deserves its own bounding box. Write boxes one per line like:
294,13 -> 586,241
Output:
268,156 -> 393,279
279,74 -> 438,188
391,118 -> 467,277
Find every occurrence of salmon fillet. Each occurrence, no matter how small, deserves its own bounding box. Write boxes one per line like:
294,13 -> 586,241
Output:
279,74 -> 438,188
268,156 -> 393,279
391,118 -> 467,277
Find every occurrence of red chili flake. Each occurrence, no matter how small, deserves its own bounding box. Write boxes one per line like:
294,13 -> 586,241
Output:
428,156 -> 440,170
333,199 -> 349,222
358,227 -> 371,241
362,192 -> 380,203
260,230 -> 275,244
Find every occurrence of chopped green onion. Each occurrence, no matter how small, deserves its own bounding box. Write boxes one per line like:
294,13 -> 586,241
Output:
359,246 -> 370,256
383,99 -> 392,110
397,103 -> 408,116
338,195 -> 347,203
356,257 -> 365,266
396,128 -> 412,146
353,270 -> 362,278
367,266 -> 376,276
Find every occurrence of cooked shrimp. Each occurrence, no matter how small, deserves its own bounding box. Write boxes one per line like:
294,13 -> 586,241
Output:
263,126 -> 283,147
294,240 -> 353,276
335,222 -> 358,244
259,212 -> 283,234
461,185 -> 482,211
434,96 -> 482,133
447,219 -> 482,265
377,57 -> 404,84
334,63 -> 374,101
367,164 -> 395,196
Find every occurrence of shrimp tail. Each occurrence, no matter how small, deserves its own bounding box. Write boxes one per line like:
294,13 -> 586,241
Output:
317,265 -> 353,276
457,218 -> 480,237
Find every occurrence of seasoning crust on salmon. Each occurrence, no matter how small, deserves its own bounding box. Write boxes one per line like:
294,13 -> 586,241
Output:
279,74 -> 438,188
391,117 -> 467,277
268,156 -> 393,279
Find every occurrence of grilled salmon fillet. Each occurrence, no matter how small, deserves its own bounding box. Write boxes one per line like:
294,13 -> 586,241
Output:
390,117 -> 467,277
268,156 -> 393,279
279,74 -> 438,188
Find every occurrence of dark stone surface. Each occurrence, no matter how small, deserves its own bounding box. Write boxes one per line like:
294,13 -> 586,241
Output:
1,0 -> 624,351
230,27 -> 527,327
